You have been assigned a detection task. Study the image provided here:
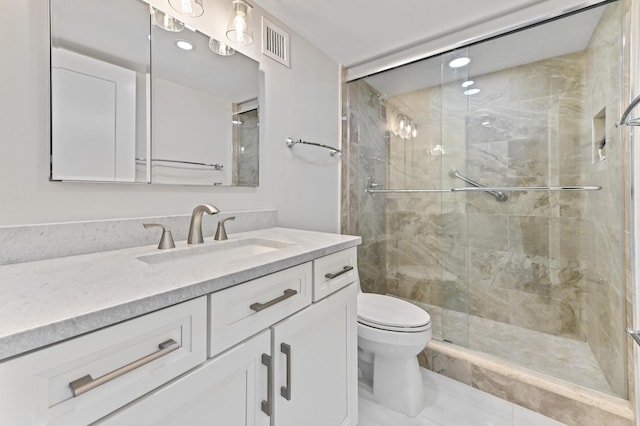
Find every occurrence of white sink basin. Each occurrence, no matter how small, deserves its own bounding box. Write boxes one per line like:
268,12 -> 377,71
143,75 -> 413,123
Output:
137,238 -> 296,265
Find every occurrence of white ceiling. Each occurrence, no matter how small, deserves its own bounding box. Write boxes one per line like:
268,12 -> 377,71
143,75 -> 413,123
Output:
364,5 -> 604,96
253,0 -> 603,70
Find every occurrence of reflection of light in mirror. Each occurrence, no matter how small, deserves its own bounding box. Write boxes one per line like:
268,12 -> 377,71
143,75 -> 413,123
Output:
449,57 -> 470,68
232,119 -> 242,125
176,40 -> 194,50
464,88 -> 480,95
240,146 -> 245,152
209,38 -> 235,56
462,80 -> 474,87
481,121 -> 491,126
151,7 -> 184,32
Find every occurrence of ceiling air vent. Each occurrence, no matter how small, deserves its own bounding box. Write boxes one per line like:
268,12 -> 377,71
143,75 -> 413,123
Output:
262,17 -> 290,67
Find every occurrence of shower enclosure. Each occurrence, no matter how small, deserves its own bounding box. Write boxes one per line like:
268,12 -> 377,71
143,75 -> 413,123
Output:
342,0 -> 628,399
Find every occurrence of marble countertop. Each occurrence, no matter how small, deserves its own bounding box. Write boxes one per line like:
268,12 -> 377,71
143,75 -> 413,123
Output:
0,227 -> 361,361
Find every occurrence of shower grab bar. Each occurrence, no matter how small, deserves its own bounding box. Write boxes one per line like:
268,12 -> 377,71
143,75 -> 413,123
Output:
449,169 -> 508,202
285,137 -> 341,156
451,185 -> 602,192
626,327 -> 640,347
617,93 -> 640,127
365,185 -> 602,194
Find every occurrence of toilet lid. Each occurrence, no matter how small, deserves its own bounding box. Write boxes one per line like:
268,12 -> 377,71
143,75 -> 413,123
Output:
358,293 -> 431,331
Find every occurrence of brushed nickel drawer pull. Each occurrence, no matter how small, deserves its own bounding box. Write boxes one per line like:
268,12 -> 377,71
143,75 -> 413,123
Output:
261,353 -> 273,416
280,343 -> 292,401
324,265 -> 353,279
69,339 -> 180,397
250,289 -> 298,312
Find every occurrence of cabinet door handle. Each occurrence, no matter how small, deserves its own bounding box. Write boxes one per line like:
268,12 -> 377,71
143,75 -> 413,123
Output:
250,289 -> 298,312
324,265 -> 353,279
69,339 -> 179,397
261,353 -> 273,416
280,343 -> 292,401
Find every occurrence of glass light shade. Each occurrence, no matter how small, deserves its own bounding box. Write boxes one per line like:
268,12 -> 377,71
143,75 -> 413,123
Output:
398,115 -> 405,130
151,7 -> 184,32
209,38 -> 235,56
168,0 -> 204,17
226,0 -> 254,46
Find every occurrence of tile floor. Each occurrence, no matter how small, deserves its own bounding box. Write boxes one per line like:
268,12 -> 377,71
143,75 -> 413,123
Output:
358,369 -> 566,426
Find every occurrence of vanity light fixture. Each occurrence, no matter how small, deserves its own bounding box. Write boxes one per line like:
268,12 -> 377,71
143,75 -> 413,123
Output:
448,57 -> 471,68
176,40 -> 194,50
151,7 -> 185,32
168,0 -> 204,17
226,0 -> 254,46
395,114 -> 418,140
209,38 -> 235,56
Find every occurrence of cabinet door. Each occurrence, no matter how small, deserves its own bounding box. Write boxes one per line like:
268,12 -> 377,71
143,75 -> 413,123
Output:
271,283 -> 357,426
97,330 -> 271,426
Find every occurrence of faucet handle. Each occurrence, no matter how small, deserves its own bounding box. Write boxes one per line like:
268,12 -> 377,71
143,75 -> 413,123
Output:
143,223 -> 176,249
214,216 -> 236,241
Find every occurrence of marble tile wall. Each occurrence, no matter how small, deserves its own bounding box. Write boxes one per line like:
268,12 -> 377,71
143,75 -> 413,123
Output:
341,80 -> 389,295
582,1 -> 627,398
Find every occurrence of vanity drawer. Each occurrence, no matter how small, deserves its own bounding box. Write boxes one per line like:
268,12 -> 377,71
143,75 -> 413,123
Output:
209,262 -> 312,356
313,247 -> 358,301
0,297 -> 207,426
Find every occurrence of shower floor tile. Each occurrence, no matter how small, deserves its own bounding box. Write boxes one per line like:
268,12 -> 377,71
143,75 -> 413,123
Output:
358,369 -> 566,426
467,315 -> 613,394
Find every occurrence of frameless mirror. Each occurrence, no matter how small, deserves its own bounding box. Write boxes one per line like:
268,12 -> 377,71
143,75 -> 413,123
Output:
49,0 -> 260,186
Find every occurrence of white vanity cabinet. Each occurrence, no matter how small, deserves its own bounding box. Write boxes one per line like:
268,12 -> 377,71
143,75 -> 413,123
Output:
98,248 -> 358,426
0,246 -> 358,426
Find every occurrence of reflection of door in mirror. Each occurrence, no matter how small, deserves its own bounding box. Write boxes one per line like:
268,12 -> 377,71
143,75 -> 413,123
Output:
50,0 -> 150,183
51,48 -> 136,181
232,106 -> 259,187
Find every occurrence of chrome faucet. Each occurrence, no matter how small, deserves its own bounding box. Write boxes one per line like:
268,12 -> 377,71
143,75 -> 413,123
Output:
187,204 -> 220,244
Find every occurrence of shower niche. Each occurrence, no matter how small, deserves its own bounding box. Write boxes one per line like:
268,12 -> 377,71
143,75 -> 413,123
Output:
343,0 -> 627,403
593,107 -> 607,162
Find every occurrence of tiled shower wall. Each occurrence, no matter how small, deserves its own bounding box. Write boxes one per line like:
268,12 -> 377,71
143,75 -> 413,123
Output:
342,2 -> 626,398
583,3 -> 626,397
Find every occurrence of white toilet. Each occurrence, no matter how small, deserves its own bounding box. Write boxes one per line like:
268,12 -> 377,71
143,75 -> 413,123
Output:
357,292 -> 432,417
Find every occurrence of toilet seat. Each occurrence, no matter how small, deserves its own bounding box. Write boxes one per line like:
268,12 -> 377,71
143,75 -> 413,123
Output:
358,293 -> 431,332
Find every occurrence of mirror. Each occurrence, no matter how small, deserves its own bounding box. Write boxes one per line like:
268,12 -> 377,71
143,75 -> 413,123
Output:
49,0 -> 260,186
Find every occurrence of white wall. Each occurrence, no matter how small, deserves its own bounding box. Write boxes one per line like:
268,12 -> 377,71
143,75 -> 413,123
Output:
0,0 -> 341,233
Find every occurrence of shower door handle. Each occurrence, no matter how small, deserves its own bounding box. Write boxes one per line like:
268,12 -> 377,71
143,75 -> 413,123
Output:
626,327 -> 640,346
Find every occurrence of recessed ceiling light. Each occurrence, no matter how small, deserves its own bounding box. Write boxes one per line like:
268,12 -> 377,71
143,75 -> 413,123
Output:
464,88 -> 480,95
461,80 -> 474,88
175,40 -> 194,50
449,57 -> 471,68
